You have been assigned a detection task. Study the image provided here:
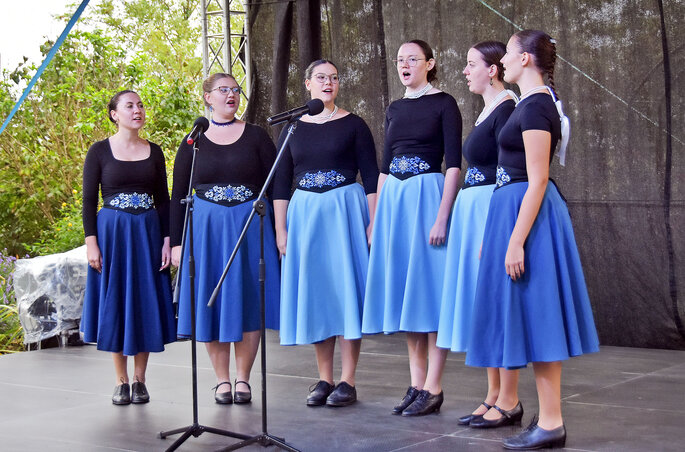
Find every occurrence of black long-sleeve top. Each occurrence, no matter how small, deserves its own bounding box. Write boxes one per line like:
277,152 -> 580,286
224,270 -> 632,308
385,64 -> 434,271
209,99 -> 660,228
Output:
170,124 -> 277,246
272,113 -> 379,200
382,92 -> 463,174
82,139 -> 170,238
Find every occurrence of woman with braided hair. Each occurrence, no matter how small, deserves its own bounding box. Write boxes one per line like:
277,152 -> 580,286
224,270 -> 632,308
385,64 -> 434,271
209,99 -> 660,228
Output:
465,30 -> 599,449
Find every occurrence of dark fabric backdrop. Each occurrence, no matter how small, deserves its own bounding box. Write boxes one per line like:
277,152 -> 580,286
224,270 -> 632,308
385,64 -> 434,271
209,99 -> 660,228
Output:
245,0 -> 685,349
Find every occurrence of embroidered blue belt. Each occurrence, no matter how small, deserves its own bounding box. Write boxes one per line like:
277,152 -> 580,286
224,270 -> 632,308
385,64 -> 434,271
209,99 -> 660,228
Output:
295,169 -> 355,193
495,166 -> 528,189
104,192 -> 154,213
195,183 -> 257,206
494,167 -> 567,203
462,165 -> 496,189
389,155 -> 438,180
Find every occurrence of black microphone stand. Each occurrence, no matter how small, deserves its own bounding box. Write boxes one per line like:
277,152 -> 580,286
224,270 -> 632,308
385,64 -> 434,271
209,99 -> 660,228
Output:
159,134 -> 250,451
208,120 -> 300,452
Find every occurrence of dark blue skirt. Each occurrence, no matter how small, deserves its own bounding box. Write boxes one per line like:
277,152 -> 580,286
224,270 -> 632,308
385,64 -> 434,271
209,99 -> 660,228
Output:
81,208 -> 176,355
176,196 -> 280,342
465,182 -> 599,369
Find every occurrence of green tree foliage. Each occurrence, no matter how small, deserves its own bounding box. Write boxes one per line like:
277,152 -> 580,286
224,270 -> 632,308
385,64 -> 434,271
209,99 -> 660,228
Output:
0,0 -> 204,255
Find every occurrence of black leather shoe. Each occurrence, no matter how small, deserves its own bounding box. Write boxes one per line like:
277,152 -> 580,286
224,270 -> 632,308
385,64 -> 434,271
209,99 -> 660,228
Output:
503,416 -> 566,450
307,380 -> 334,406
213,381 -> 233,404
131,381 -> 150,404
391,386 -> 420,415
112,382 -> 131,405
470,401 -> 523,428
401,390 -> 443,416
457,401 -> 492,425
234,380 -> 252,404
326,381 -> 357,407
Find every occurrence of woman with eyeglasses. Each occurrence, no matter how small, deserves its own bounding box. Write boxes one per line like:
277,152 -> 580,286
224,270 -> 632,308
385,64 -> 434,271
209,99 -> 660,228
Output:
466,30 -> 598,449
82,90 -> 176,405
170,73 -> 280,405
436,41 -> 521,429
362,40 -> 462,416
273,59 -> 378,407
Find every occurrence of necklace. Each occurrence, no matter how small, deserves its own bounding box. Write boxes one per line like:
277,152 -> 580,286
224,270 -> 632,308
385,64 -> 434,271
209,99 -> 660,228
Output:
404,82 -> 433,99
475,90 -> 518,126
518,85 -> 549,102
312,105 -> 338,124
211,117 -> 237,127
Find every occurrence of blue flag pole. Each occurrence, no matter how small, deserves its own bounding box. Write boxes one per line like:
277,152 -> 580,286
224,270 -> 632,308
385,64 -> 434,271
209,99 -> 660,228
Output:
0,0 -> 91,135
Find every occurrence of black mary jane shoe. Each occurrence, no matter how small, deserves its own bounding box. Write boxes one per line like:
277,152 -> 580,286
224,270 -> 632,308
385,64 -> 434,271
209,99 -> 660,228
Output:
234,380 -> 252,404
213,381 -> 233,404
503,416 -> 566,450
401,390 -> 444,417
391,386 -> 420,415
307,380 -> 334,406
131,381 -> 150,404
470,401 -> 523,429
457,401 -> 492,425
112,382 -> 131,405
326,381 -> 357,407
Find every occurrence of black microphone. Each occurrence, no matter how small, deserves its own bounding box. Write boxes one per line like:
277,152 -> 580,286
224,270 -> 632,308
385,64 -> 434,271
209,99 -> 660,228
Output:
266,99 -> 325,126
186,116 -> 210,145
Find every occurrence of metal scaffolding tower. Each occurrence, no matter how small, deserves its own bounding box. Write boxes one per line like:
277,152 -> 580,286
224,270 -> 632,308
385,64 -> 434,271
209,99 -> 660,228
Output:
201,0 -> 251,116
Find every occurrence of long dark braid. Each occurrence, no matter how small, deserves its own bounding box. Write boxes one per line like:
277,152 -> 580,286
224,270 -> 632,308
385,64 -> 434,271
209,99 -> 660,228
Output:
515,29 -> 558,98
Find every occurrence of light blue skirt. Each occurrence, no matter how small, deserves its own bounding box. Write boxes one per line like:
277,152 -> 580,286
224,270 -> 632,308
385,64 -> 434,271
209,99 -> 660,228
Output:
465,182 -> 600,369
362,173 -> 447,334
436,184 -> 495,352
82,208 -> 176,355
279,184 -> 370,345
176,196 -> 280,342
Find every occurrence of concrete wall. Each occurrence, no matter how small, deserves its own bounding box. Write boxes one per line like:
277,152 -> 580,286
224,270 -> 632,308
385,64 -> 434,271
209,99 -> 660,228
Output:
248,0 -> 685,349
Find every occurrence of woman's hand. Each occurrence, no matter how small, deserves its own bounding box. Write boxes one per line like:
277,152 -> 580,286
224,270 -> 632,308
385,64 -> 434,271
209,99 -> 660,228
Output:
85,235 -> 102,273
366,223 -> 373,247
429,219 -> 448,246
273,199 -> 289,259
160,237 -> 171,270
171,246 -> 182,267
276,229 -> 287,258
505,239 -> 525,281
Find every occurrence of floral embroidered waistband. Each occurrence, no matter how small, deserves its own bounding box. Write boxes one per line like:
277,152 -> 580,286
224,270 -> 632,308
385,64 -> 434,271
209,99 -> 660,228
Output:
463,166 -> 497,189
295,169 -> 355,193
195,184 -> 257,206
104,192 -> 154,213
495,166 -> 528,189
389,155 -> 436,180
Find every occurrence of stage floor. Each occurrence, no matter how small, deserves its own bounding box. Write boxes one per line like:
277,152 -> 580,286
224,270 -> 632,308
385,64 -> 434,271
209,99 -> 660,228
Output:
0,332 -> 684,451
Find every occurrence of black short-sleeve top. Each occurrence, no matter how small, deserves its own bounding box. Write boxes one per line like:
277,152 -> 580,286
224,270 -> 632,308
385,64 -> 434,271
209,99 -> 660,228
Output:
271,113 -> 379,200
497,93 -> 561,171
381,91 -> 462,176
169,123 -> 277,246
82,139 -> 170,238
461,99 -> 515,187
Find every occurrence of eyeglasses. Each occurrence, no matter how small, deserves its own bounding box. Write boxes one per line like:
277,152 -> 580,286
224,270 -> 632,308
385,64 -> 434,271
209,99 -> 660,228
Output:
212,86 -> 242,95
312,73 -> 339,84
393,57 -> 425,67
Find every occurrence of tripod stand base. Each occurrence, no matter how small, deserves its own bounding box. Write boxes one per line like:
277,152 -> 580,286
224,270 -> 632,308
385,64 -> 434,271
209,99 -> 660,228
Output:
160,423 -> 251,452
215,432 -> 301,452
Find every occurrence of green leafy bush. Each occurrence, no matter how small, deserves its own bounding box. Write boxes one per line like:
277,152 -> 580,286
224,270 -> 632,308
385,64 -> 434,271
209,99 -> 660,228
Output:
0,250 -> 25,354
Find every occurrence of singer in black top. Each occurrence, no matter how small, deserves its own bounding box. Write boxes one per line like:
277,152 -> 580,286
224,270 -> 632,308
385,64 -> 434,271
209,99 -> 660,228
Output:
362,40 -> 462,417
81,90 -> 176,406
465,31 -> 599,450
436,41 -> 522,430
273,60 -> 379,408
170,73 -> 280,405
